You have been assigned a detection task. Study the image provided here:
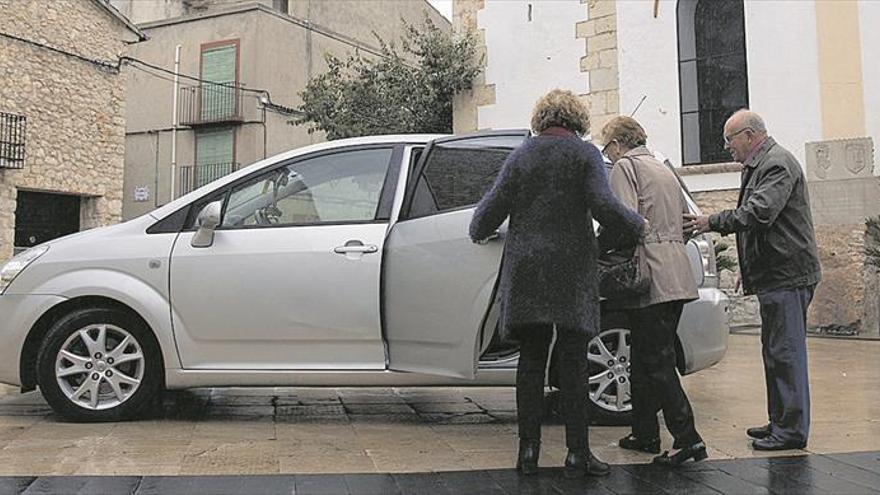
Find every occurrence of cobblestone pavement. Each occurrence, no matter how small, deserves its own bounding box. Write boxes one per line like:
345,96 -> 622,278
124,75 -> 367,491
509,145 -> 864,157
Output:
0,334 -> 875,477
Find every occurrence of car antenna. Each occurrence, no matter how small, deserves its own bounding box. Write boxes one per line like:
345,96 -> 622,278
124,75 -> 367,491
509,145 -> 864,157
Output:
629,94 -> 647,117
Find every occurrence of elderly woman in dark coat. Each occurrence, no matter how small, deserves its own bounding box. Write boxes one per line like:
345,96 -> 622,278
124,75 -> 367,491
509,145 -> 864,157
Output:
469,89 -> 645,478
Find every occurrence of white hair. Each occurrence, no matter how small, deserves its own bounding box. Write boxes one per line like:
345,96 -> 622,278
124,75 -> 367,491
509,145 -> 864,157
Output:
730,109 -> 767,134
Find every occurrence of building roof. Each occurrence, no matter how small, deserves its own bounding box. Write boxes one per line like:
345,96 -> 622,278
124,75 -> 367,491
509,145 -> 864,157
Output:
91,0 -> 148,41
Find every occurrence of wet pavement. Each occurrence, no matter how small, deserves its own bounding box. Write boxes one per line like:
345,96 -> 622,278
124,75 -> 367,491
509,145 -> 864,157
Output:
0,334 -> 876,492
1,451 -> 879,494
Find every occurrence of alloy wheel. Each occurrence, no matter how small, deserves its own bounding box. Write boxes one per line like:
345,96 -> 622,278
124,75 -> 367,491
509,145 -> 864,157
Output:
587,327 -> 632,414
55,324 -> 145,410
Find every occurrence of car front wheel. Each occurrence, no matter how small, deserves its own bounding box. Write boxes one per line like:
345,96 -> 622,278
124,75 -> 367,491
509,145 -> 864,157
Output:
36,307 -> 162,422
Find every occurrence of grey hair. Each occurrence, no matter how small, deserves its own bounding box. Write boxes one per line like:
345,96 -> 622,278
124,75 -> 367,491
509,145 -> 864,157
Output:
730,109 -> 767,134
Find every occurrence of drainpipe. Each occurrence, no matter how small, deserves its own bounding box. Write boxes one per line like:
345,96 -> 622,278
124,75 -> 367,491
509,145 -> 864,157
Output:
153,130 -> 160,208
170,44 -> 181,201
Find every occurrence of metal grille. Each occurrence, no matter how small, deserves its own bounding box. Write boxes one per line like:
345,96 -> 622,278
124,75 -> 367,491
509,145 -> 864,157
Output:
178,162 -> 241,196
0,112 -> 26,169
178,83 -> 243,127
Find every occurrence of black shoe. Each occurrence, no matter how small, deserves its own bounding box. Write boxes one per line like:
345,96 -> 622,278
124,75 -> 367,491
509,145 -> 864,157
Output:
652,442 -> 708,467
564,450 -> 610,478
751,438 -> 806,451
516,440 -> 540,475
618,434 -> 661,454
746,424 -> 771,439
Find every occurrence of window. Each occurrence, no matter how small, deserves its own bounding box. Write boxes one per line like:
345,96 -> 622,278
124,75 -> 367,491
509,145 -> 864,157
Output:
273,0 -> 289,13
194,127 -> 236,188
0,112 -> 26,169
678,0 -> 749,164
408,135 -> 524,218
220,148 -> 394,228
200,41 -> 239,121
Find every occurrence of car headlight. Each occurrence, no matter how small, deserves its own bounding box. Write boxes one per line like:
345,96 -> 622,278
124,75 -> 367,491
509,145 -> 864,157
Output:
0,245 -> 49,294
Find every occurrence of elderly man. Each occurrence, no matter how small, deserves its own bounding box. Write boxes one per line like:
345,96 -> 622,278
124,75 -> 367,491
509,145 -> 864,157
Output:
684,109 -> 821,451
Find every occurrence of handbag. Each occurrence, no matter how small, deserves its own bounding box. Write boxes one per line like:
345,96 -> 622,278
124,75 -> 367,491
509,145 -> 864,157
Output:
598,158 -> 651,300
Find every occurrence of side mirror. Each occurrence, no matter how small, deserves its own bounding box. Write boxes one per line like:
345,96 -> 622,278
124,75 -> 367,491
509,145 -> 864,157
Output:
191,201 -> 222,248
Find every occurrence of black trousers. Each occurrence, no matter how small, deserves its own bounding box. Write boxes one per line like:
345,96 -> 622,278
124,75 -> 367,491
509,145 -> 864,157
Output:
630,300 -> 702,449
516,325 -> 589,450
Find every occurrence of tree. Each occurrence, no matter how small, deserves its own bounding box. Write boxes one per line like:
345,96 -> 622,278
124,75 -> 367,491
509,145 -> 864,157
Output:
293,19 -> 481,139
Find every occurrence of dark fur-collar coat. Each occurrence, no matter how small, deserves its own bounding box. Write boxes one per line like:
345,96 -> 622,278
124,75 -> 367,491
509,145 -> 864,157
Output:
469,134 -> 644,339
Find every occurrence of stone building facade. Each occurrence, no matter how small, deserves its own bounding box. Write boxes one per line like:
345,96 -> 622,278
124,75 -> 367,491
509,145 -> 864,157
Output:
0,0 -> 144,262
452,0 -> 880,336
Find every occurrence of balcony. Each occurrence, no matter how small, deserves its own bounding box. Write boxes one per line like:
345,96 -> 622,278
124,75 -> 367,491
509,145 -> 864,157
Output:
178,83 -> 243,127
178,162 -> 241,196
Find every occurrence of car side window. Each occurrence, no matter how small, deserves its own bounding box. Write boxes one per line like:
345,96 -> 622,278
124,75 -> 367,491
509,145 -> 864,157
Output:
408,136 -> 524,218
220,148 -> 394,228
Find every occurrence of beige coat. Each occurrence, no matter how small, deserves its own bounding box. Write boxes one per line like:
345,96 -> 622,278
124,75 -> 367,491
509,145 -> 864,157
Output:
607,146 -> 698,309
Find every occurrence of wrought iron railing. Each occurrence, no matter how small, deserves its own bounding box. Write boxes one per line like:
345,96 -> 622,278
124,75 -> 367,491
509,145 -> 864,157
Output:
178,83 -> 243,126
0,112 -> 26,169
178,162 -> 241,196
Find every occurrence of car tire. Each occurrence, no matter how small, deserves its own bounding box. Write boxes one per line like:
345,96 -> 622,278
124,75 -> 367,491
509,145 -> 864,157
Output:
36,307 -> 162,422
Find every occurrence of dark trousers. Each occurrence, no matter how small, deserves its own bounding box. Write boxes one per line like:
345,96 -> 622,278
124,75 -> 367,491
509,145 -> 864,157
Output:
630,301 -> 702,449
516,325 -> 588,450
757,285 -> 814,444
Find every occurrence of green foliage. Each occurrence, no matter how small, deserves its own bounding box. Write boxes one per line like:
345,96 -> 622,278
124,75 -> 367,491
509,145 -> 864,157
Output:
293,18 -> 481,139
714,239 -> 738,273
866,216 -> 880,270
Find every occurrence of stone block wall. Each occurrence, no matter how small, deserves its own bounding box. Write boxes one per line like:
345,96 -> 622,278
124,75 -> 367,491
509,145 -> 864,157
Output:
577,0 -> 618,136
0,0 -> 135,261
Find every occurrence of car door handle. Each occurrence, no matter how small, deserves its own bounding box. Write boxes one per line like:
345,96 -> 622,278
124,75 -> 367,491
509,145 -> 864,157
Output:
334,241 -> 378,254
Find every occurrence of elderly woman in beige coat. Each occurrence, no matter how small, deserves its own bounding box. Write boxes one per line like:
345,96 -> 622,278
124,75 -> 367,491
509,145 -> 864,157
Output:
599,116 -> 706,467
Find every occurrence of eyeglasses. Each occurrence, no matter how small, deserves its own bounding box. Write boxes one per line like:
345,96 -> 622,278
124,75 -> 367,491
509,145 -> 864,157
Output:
723,127 -> 752,144
602,140 -> 617,155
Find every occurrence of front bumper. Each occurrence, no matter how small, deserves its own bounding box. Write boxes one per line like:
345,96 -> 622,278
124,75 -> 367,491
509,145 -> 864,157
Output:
0,294 -> 66,387
678,287 -> 730,375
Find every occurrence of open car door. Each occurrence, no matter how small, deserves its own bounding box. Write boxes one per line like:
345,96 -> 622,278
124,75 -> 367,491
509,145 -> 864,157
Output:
383,131 -> 529,379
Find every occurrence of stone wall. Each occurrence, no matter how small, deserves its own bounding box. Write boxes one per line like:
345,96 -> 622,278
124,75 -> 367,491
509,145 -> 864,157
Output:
577,0 -> 618,135
0,0 -> 135,260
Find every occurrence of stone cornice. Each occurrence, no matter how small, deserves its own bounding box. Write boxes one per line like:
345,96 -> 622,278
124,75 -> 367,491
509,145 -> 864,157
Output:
677,162 -> 743,176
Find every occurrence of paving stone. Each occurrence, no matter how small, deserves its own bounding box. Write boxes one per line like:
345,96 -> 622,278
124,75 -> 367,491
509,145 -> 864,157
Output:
342,403 -> 416,415
136,475 -> 295,495
20,476 -> 140,494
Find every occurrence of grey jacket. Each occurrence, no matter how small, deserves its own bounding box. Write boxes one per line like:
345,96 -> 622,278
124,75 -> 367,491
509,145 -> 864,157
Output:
469,134 -> 644,339
709,137 -> 821,295
606,147 -> 698,309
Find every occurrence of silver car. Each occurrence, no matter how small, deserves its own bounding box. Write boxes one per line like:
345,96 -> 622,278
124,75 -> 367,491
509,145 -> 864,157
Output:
0,131 -> 728,422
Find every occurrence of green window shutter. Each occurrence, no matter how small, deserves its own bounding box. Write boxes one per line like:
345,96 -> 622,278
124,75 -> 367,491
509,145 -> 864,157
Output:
200,44 -> 237,120
195,128 -> 235,187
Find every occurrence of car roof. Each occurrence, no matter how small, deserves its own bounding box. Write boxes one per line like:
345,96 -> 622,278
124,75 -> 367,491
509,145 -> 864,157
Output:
148,133 -> 448,220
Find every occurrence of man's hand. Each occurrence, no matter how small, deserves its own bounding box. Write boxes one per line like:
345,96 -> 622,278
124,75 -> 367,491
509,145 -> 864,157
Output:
683,214 -> 711,237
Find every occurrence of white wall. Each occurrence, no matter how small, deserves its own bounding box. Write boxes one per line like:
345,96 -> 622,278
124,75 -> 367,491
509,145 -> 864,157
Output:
477,0 -> 587,130
617,0 -> 681,168
616,0 -> 823,191
860,0 -> 880,176
742,0 -> 823,168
